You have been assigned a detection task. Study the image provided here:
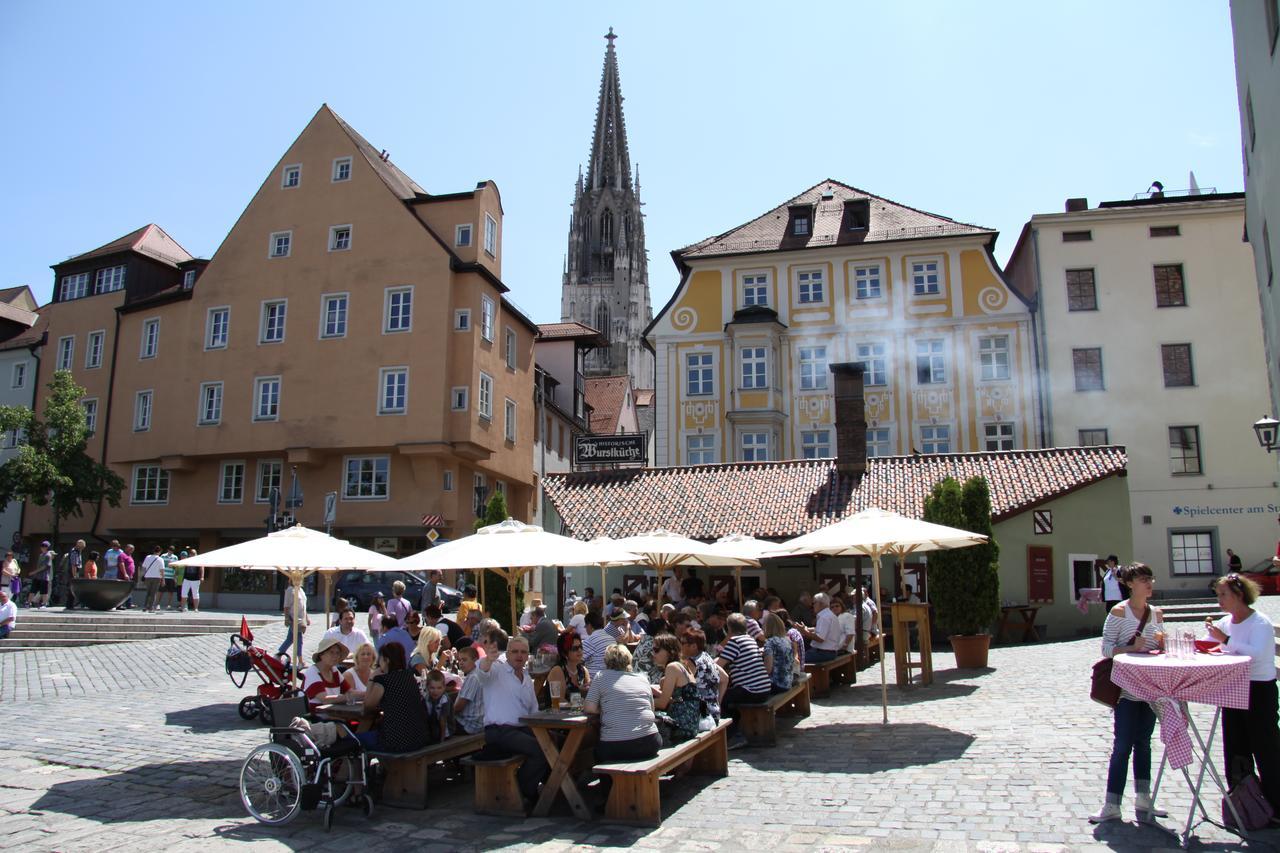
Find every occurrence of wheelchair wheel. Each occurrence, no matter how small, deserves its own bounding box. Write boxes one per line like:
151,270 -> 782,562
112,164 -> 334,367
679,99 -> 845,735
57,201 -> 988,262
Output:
239,744 -> 304,825
362,794 -> 374,819
259,701 -> 275,727
327,756 -> 357,807
322,804 -> 334,832
238,696 -> 259,720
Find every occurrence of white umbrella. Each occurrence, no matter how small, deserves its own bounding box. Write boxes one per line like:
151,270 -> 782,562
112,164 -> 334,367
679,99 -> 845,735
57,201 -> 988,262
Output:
771,507 -> 987,724
608,530 -> 759,607
704,534 -> 775,606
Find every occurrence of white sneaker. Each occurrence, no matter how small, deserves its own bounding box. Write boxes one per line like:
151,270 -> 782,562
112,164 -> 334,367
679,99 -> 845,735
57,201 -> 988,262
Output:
1135,794 -> 1167,822
1089,803 -> 1122,823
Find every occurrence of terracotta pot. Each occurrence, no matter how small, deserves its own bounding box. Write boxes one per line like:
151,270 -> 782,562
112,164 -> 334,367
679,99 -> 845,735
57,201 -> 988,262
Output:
949,633 -> 991,668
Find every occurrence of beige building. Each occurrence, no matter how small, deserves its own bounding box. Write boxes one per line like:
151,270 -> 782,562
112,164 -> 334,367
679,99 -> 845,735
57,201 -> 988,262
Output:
1006,190 -> 1272,591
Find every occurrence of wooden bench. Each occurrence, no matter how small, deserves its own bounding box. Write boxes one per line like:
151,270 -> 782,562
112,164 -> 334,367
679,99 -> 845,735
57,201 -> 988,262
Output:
461,754 -> 526,817
736,674 -> 811,746
367,733 -> 484,809
594,718 -> 731,826
804,654 -> 856,698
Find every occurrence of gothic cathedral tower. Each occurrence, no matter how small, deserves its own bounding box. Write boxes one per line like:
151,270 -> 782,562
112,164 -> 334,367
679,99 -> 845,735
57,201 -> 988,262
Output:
561,29 -> 654,390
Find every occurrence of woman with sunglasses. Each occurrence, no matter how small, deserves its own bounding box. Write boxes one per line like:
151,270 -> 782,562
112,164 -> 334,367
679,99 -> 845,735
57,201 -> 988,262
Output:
546,629 -> 591,705
1207,573 -> 1280,814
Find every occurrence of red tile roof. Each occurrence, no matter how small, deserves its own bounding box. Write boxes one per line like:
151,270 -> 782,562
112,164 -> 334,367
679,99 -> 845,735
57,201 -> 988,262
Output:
584,375 -> 630,434
538,322 -> 608,345
544,446 -> 1127,540
63,224 -> 194,268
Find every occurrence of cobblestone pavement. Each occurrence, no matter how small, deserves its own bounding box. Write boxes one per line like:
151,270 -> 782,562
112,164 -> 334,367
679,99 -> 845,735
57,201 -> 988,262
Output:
3,603 -> 1280,852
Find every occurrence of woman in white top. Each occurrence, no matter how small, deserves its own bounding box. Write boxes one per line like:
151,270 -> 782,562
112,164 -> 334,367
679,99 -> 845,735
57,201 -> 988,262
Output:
1091,563 -> 1164,825
568,600 -> 589,640
1206,573 -> 1280,813
342,641 -> 377,699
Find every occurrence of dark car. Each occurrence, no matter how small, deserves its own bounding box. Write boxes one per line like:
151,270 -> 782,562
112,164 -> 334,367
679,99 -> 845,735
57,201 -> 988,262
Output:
1241,558 -> 1280,596
331,571 -> 462,612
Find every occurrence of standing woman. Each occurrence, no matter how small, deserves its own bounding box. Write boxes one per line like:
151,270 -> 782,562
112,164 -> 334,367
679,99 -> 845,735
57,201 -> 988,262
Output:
1206,574 -> 1280,813
1099,555 -> 1126,612
1090,563 -> 1164,824
386,580 -> 413,628
367,592 -> 388,639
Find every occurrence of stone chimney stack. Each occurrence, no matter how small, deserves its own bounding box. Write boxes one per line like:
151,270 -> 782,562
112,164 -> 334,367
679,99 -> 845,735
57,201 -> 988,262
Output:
831,362 -> 867,480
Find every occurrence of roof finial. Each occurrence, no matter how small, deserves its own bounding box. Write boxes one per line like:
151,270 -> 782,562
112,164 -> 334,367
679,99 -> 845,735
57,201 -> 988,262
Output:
605,26 -> 616,47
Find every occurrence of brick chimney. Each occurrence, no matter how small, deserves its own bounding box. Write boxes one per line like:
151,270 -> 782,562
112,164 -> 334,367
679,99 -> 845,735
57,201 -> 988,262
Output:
830,362 -> 867,480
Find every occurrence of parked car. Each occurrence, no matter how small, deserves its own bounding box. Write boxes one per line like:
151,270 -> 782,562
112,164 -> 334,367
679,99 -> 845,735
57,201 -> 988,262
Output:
1240,558 -> 1280,595
331,571 -> 462,612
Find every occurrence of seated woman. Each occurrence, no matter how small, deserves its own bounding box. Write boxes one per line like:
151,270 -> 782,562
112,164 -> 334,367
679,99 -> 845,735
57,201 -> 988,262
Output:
354,642 -> 432,753
716,613 -> 772,749
585,644 -> 662,762
776,608 -> 806,669
631,617 -> 668,684
680,627 -> 728,726
341,641 -> 377,701
301,636 -> 349,712
650,633 -> 700,743
761,611 -> 796,693
410,624 -> 443,675
545,629 -> 590,705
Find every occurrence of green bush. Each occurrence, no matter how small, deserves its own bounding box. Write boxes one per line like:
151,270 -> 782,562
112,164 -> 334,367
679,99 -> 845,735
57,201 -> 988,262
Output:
923,476 -> 1000,636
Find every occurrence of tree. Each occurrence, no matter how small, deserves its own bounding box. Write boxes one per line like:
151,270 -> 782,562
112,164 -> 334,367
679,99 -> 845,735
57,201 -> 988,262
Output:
0,370 -> 126,568
473,491 -> 522,632
923,475 -> 1001,636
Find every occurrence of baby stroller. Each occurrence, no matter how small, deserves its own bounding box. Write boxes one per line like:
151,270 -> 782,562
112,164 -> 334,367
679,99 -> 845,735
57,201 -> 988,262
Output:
226,619 -> 298,726
238,697 -> 374,831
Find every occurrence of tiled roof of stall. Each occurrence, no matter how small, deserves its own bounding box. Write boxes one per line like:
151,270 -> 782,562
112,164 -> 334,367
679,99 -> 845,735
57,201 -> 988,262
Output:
583,375 -> 630,434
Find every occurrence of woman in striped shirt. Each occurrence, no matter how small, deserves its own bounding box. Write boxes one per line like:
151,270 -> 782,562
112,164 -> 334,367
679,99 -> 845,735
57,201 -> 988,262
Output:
717,613 -> 772,749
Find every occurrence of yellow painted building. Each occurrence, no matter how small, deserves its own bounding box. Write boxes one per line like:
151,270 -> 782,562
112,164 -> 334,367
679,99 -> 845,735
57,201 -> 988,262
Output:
645,180 -> 1036,465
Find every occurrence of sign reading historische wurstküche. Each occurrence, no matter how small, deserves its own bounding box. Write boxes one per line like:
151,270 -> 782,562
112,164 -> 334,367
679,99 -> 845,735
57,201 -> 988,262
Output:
573,432 -> 648,467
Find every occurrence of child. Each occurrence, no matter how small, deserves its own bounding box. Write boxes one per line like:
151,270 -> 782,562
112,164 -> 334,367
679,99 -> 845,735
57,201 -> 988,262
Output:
83,551 -> 99,579
452,645 -> 486,735
423,670 -> 451,743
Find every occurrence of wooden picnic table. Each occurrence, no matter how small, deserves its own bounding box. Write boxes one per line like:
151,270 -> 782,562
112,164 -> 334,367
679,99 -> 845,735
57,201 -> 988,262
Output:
519,708 -> 597,821
997,605 -> 1040,643
313,700 -> 374,726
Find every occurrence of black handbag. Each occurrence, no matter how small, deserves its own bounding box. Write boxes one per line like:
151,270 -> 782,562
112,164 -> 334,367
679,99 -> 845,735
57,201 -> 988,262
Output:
1090,607 -> 1150,708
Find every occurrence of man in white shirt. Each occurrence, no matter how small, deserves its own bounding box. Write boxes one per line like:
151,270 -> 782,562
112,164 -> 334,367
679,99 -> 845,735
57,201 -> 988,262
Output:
804,592 -> 844,662
321,607 -> 370,656
661,568 -> 683,605
0,588 -> 16,639
475,634 -> 547,805
141,545 -> 165,612
277,584 -> 310,659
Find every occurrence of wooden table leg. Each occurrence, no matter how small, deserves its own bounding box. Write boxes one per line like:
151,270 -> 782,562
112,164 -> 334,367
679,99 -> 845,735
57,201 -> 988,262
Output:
530,726 -> 592,821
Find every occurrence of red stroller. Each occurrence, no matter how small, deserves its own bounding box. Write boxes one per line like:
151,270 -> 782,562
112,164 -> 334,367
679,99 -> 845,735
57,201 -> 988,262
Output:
227,617 -> 300,725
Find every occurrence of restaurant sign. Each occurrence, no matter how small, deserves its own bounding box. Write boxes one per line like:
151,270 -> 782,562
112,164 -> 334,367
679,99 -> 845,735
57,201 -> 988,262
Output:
573,432 -> 648,466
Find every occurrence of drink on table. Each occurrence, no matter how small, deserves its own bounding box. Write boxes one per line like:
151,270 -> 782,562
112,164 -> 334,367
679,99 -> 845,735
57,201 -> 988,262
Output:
549,679 -> 563,710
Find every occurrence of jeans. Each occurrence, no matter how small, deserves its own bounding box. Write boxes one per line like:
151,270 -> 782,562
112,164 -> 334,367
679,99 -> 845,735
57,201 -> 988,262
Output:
277,619 -> 306,658
595,732 -> 661,762
1223,679 -> 1280,811
1106,698 -> 1156,800
0,625 -> 10,639
484,725 -> 549,801
143,578 -> 162,610
807,647 -> 840,663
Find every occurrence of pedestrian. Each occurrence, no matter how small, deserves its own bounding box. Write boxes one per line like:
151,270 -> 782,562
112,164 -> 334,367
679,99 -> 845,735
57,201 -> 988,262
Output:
180,553 -> 203,613
0,588 -> 15,639
386,580 -> 413,628
29,541 -> 53,609
102,539 -> 122,580
83,551 -> 99,579
61,539 -> 84,608
141,545 -> 165,612
1098,555 -> 1127,611
277,582 -> 310,660
117,544 -> 136,609
1090,563 -> 1164,824
419,569 -> 442,612
1,551 -> 18,601
1226,548 -> 1244,572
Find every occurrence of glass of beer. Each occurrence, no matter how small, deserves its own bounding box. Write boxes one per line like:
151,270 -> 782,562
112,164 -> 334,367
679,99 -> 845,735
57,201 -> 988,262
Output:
549,679 -> 563,710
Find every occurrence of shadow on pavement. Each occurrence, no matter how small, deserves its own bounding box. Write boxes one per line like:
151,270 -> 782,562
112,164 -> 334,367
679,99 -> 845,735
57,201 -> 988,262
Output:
30,758 -> 249,821
165,703 -> 253,733
735,722 -> 975,773
1090,817 -> 1257,852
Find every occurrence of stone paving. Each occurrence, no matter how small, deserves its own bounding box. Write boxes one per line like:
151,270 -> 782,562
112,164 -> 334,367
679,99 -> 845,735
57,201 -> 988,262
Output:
2,603 -> 1280,851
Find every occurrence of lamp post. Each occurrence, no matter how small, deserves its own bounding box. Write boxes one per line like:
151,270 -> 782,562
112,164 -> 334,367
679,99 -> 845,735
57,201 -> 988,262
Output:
1253,415 -> 1280,453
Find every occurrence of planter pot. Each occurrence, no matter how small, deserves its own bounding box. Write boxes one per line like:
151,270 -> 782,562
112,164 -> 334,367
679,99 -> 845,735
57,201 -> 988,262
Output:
949,633 -> 991,668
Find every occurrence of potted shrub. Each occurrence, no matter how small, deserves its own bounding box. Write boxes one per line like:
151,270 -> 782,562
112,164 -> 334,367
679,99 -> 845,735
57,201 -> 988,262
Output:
923,476 -> 1001,668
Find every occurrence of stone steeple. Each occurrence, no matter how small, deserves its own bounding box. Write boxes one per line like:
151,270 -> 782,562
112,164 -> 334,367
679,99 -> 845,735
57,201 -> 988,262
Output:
561,28 -> 653,390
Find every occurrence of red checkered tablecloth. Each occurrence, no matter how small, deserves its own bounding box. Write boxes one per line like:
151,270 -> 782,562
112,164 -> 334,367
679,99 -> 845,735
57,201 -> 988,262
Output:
1111,652 -> 1251,769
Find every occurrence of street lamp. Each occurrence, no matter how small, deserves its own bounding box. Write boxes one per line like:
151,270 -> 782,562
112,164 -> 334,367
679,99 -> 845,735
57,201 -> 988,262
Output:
1253,415 -> 1280,453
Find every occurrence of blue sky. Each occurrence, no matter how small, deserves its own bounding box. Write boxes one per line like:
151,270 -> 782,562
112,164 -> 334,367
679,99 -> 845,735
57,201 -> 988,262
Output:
0,1 -> 1245,325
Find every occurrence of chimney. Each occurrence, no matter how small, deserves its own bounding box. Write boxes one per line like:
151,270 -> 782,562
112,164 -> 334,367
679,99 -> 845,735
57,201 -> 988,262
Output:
830,362 -> 867,480
1065,197 -> 1088,212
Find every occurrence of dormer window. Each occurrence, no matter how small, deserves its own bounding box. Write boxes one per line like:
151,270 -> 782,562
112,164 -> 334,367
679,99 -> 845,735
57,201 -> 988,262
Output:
787,205 -> 814,238
844,198 -> 871,231
183,269 -> 196,289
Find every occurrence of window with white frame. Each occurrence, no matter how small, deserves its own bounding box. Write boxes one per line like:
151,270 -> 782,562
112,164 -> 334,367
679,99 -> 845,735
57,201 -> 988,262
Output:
56,336 -> 74,371
984,422 -> 1015,451
854,342 -> 888,386
740,346 -> 767,389
504,398 -> 516,442
921,424 -> 951,454
978,335 -> 1010,381
797,269 -> 825,304
134,390 -> 153,431
478,371 -> 493,419
911,260 -> 941,295
443,470 -> 454,492
95,265 -> 125,294
379,367 -> 408,414
505,328 -> 517,369
740,431 -> 769,462
206,307 -> 229,349
269,231 -> 291,258
384,287 -> 412,333
321,294 -> 347,338
260,300 -> 287,343
483,213 -> 497,257
131,465 -> 169,504
219,461 -> 245,503
456,223 -> 472,247
454,309 -> 471,331
344,456 -> 389,500
140,318 -> 159,359
85,330 -> 104,369
802,429 -> 831,459
799,346 -> 829,390
254,377 -> 281,421
282,164 -> 301,188
60,273 -> 89,301
742,273 -> 769,307
1,429 -> 19,450
480,295 -> 495,342
256,460 -> 283,503
198,382 -> 223,425
451,386 -> 469,411
867,427 -> 893,457
915,339 -> 946,384
686,433 -> 716,465
82,398 -> 98,436
332,156 -> 352,182
685,352 -> 713,396
182,269 -> 196,289
854,264 -> 882,300
329,225 -> 352,252
11,362 -> 25,390
1170,530 -> 1215,575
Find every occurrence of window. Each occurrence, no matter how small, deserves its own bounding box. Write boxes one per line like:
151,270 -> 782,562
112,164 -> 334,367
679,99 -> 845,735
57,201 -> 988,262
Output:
1161,343 -> 1194,387
1169,425 -> 1202,475
282,164 -> 301,188
378,367 -> 408,414
206,307 -> 229,349
978,335 -> 1010,381
199,382 -> 223,425
741,431 -> 769,462
792,214 -> 810,236
799,346 -> 829,390
505,328 -> 517,369
802,429 -> 831,459
10,363 -> 25,390
95,265 -> 125,294
1062,230 -> 1093,243
504,399 -> 516,442
60,273 -> 88,301
321,293 -> 348,338
1072,347 -> 1104,391
686,352 -> 714,396
85,330 -> 104,369
867,427 -> 893,458
797,269 -> 824,304
140,318 -> 159,359
478,371 -> 493,419
260,300 -> 287,343
256,460 -> 283,503
451,386 -> 469,411
911,260 -> 941,295
443,470 -> 455,492
854,264 -> 882,300
921,425 -> 951,454
984,422 -> 1015,451
269,231 -> 291,258
740,346 -> 767,389
1066,269 -> 1097,311
254,377 -> 281,421
1170,531 -> 1215,575
329,225 -> 351,252
219,462 -> 245,504
384,287 -> 412,333
494,480 -> 507,501
344,456 -> 389,500
480,296 -> 495,342
686,434 -> 716,465
131,465 -> 169,504
742,274 -> 769,307
1078,428 -> 1109,446
332,156 -> 352,182
2,429 -> 20,449
182,269 -> 196,289
854,342 -> 888,386
1150,225 -> 1180,238
56,336 -> 74,371
915,339 -> 946,384
483,214 -> 497,257
134,390 -> 153,431
82,399 -> 98,436
1154,264 -> 1186,307
456,224 -> 472,247
454,309 -> 471,331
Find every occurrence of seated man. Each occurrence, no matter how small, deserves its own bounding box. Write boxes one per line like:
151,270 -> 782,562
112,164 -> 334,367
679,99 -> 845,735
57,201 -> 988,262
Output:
475,634 -> 548,807
802,593 -> 845,663
0,588 -> 15,639
524,605 -> 560,652
321,607 -> 371,656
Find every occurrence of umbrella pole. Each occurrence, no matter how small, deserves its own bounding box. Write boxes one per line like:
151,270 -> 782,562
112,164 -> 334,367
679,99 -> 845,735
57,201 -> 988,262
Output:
872,548 -> 888,725
600,564 -> 606,605
735,566 -> 742,611
291,571 -> 304,685
323,571 -> 334,627
509,570 -> 518,634
655,565 -> 664,607
480,570 -> 486,615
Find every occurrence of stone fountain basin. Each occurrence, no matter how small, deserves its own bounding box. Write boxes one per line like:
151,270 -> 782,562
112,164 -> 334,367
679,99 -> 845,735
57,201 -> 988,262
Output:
69,579 -> 135,611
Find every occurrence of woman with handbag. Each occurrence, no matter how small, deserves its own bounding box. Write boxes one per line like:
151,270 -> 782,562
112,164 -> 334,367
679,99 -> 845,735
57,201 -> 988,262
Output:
1090,563 -> 1164,824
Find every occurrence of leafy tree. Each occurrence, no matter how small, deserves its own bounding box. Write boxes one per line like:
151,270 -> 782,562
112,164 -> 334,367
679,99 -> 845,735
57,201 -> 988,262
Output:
0,370 -> 126,561
473,491 -> 522,632
923,475 -> 1000,636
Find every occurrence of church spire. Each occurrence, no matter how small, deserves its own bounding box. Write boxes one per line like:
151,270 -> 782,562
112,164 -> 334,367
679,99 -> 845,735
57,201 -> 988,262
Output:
586,27 -> 632,193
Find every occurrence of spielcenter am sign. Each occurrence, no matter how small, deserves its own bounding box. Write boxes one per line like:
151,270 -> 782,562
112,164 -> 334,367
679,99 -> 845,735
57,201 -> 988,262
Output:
573,432 -> 648,467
